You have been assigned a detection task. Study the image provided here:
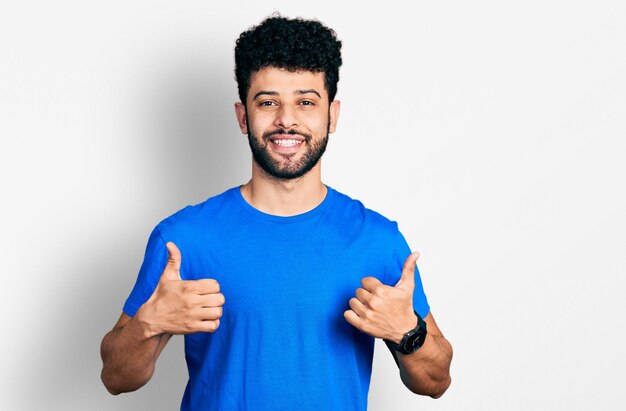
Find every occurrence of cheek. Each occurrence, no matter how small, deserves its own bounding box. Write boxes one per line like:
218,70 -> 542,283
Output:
311,115 -> 331,134
248,114 -> 275,133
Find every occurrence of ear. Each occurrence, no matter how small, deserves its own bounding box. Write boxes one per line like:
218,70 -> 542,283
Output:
328,100 -> 341,134
234,102 -> 248,134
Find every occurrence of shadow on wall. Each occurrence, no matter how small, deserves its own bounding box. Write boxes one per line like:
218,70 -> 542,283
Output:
24,55 -> 249,410
141,56 -> 249,206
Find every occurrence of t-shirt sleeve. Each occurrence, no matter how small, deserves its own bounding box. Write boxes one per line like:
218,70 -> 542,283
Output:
122,225 -> 169,317
385,224 -> 431,319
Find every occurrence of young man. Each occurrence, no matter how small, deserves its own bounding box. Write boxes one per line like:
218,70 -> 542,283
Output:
101,16 -> 452,410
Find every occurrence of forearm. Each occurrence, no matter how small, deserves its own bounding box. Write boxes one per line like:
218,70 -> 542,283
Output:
391,332 -> 453,398
100,311 -> 166,395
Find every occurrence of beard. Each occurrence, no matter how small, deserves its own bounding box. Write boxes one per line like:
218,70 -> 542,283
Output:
246,115 -> 330,181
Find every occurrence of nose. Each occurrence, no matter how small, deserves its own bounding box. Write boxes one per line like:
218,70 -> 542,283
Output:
274,104 -> 298,129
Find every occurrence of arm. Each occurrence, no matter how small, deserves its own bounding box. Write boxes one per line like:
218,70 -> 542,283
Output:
100,312 -> 172,395
100,242 -> 224,395
385,312 -> 453,398
344,251 -> 453,398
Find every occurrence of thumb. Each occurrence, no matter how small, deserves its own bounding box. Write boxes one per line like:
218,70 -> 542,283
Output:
161,241 -> 182,281
394,251 -> 420,290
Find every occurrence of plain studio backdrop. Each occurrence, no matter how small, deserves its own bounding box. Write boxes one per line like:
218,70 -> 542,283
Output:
1,1 -> 624,410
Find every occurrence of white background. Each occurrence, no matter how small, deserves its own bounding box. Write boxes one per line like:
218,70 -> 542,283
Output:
1,1 -> 625,410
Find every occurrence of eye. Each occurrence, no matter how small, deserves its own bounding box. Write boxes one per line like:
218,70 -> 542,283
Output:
299,100 -> 314,106
259,100 -> 276,107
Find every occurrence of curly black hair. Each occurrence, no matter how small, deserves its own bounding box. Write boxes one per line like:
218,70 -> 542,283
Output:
235,15 -> 342,105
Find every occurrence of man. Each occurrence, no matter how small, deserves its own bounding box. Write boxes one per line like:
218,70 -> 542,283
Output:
101,15 -> 452,410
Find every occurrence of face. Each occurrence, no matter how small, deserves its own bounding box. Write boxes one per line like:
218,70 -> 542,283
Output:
235,67 -> 340,180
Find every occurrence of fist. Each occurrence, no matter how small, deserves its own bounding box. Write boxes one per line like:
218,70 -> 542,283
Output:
344,252 -> 420,344
137,242 -> 225,337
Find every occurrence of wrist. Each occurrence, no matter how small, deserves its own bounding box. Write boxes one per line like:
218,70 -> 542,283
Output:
385,311 -> 428,355
134,303 -> 161,339
390,312 -> 419,344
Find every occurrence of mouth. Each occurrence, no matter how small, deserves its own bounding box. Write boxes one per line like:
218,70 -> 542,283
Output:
268,134 -> 305,152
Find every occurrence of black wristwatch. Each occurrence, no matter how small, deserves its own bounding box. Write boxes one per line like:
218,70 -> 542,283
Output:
384,311 -> 428,355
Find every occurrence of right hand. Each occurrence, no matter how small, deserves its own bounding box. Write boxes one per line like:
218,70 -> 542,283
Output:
136,241 -> 225,337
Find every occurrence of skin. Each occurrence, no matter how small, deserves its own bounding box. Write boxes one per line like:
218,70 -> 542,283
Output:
100,66 -> 452,398
345,250 -> 453,398
100,242 -> 224,394
234,67 -> 340,216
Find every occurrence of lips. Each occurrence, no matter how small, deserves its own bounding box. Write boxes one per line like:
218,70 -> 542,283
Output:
269,134 -> 305,143
268,136 -> 304,153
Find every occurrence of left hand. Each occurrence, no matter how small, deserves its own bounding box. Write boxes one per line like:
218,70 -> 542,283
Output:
344,252 -> 421,344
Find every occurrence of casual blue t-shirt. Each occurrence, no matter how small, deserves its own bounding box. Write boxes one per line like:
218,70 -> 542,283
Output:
123,184 -> 430,411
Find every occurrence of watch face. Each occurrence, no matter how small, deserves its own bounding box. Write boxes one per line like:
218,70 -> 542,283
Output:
404,329 -> 427,353
396,312 -> 428,354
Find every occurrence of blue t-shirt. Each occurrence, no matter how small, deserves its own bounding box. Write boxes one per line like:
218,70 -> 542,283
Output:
124,185 -> 430,411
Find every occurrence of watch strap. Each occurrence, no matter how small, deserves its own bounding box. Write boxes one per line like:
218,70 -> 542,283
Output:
384,310 -> 428,355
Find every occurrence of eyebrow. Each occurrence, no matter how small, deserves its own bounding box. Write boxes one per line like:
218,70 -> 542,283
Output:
253,89 -> 322,100
295,89 -> 321,98
253,91 -> 278,100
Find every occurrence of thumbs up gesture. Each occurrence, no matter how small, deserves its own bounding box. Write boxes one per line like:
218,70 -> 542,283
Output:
344,252 -> 420,344
136,242 -> 225,337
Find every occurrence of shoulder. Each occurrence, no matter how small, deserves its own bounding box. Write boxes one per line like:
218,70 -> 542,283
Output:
154,186 -> 239,236
328,185 -> 401,238
328,186 -> 411,284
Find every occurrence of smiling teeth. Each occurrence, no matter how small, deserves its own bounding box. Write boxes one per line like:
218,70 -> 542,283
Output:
273,139 -> 301,147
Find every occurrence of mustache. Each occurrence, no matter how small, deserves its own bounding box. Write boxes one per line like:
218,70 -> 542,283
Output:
263,129 -> 312,142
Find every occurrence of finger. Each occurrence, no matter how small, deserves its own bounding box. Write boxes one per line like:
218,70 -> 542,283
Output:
355,287 -> 371,304
395,251 -> 420,289
360,276 -> 384,293
348,297 -> 367,317
185,278 -> 221,294
191,292 -> 225,308
161,242 -> 182,281
344,310 -> 365,331
192,306 -> 223,321
190,319 -> 221,333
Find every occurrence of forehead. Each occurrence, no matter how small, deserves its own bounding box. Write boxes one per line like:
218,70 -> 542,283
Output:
248,67 -> 326,97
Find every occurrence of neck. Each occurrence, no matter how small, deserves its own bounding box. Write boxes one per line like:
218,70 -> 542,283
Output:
240,161 -> 327,216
